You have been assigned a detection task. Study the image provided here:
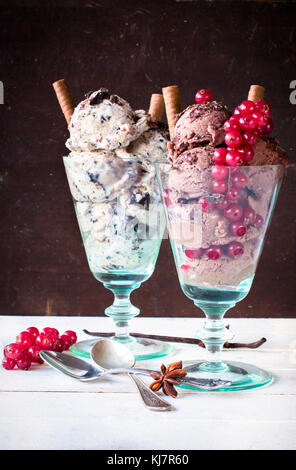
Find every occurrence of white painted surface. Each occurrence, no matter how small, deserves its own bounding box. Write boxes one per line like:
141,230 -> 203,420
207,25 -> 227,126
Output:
0,316 -> 295,450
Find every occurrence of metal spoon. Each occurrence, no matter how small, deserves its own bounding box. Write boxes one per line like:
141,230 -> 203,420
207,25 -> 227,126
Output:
40,340 -> 231,390
40,341 -> 173,411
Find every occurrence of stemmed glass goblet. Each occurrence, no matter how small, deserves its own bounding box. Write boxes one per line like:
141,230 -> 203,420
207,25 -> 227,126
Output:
157,161 -> 283,390
63,153 -> 173,360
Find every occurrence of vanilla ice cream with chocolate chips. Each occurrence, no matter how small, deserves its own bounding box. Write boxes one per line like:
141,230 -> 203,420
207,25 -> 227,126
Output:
63,88 -> 168,274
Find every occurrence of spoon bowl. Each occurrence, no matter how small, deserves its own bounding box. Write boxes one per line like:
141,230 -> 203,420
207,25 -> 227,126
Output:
90,339 -> 135,369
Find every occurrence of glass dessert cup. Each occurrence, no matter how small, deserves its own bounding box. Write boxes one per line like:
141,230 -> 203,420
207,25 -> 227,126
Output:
157,161 -> 284,390
63,155 -> 174,360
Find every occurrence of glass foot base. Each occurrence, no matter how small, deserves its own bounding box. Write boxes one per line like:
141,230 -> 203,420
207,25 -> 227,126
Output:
181,360 -> 273,392
70,337 -> 175,361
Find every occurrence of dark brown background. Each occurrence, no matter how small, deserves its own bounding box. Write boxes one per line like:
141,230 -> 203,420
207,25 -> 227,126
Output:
1,0 -> 295,318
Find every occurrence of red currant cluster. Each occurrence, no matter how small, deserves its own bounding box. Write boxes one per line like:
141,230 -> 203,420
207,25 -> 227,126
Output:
215,99 -> 273,167
2,327 -> 77,371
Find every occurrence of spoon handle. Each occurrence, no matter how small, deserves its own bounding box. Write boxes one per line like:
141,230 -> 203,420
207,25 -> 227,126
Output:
128,374 -> 173,411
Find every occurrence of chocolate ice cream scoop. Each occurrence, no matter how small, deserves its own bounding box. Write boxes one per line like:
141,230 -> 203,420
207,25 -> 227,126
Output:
168,100 -> 231,163
250,135 -> 290,167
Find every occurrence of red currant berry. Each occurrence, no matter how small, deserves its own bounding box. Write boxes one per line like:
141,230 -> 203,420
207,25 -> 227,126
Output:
206,245 -> 223,260
252,111 -> 268,128
216,196 -> 230,211
226,241 -> 244,258
254,214 -> 264,228
224,203 -> 243,221
16,352 -> 32,370
225,130 -> 243,149
229,222 -> 247,237
238,145 -> 254,163
255,100 -> 272,117
16,331 -> 33,351
232,171 -> 248,189
238,114 -> 257,130
211,165 -> 229,180
2,357 -> 16,370
243,207 -> 256,225
225,150 -> 243,167
52,338 -> 64,353
195,89 -> 213,104
60,335 -> 71,351
180,264 -> 191,271
227,187 -> 240,202
42,327 -> 59,338
261,117 -> 274,135
242,129 -> 260,147
163,189 -> 172,207
233,107 -> 241,117
35,333 -> 54,351
63,331 -> 77,345
26,327 -> 39,342
185,248 -> 204,259
214,148 -> 227,165
4,343 -> 22,360
238,100 -> 256,115
198,197 -> 215,213
27,345 -> 44,364
224,119 -> 241,133
212,180 -> 227,194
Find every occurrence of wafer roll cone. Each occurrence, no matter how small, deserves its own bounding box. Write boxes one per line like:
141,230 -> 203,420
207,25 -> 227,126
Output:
148,93 -> 164,121
248,84 -> 265,102
52,79 -> 75,124
162,85 -> 182,138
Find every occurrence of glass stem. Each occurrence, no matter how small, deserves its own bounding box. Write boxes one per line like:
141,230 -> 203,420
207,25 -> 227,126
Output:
195,301 -> 235,372
103,283 -> 140,344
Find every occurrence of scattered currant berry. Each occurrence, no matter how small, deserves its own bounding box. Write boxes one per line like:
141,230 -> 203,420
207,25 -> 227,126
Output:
232,171 -> 248,189
214,148 -> 227,165
16,352 -> 32,370
226,241 -> 244,258
227,187 -> 240,202
238,145 -> 254,163
198,197 -> 215,213
185,248 -> 204,259
254,214 -> 264,228
242,129 -> 260,147
28,345 -> 44,364
255,100 -> 272,117
229,222 -> 247,237
238,114 -> 257,130
224,203 -> 243,222
4,343 -> 22,361
225,130 -> 243,149
16,331 -> 33,350
42,327 -> 59,338
26,327 -> 39,342
211,165 -> 229,180
243,207 -> 256,225
35,333 -> 54,351
212,180 -> 227,194
163,189 -> 172,207
216,196 -> 230,211
60,335 -> 71,351
2,357 -> 16,370
225,150 -> 243,167
224,118 -> 241,133
206,245 -> 223,260
238,100 -> 256,115
195,89 -> 213,104
52,338 -> 64,353
63,331 -> 77,345
180,264 -> 191,271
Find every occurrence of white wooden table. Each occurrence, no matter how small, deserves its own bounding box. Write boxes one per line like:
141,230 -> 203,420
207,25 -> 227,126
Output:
0,315 -> 295,450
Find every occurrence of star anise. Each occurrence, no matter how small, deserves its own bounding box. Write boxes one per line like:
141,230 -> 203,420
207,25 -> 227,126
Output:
149,360 -> 187,398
